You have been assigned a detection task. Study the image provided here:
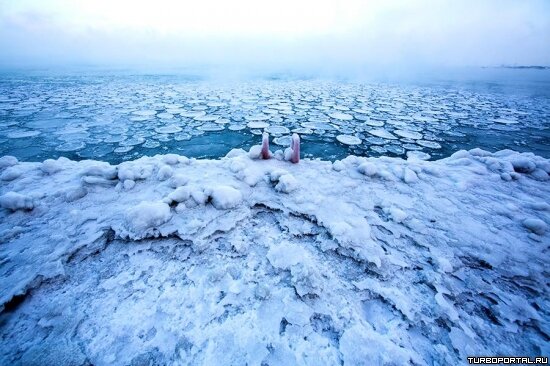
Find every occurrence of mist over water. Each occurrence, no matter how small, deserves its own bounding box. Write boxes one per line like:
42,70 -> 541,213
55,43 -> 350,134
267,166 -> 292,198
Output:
0,0 -> 549,162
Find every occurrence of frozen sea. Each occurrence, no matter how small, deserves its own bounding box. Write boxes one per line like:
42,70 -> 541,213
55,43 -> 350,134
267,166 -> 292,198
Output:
1,68 -> 549,163
0,69 -> 549,365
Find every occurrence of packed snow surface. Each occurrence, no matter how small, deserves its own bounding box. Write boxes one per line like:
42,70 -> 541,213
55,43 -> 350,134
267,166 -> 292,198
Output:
0,148 -> 549,365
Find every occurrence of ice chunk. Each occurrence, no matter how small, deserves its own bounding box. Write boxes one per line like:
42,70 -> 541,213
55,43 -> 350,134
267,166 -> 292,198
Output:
522,218 -> 547,235
329,112 -> 353,120
265,125 -> 290,134
197,123 -> 224,131
206,186 -> 243,209
157,165 -> 173,181
161,154 -> 180,165
165,186 -> 191,203
126,201 -> 171,232
155,125 -> 182,134
0,192 -> 34,211
395,130 -> 423,140
64,187 -> 87,202
407,151 -> 431,161
403,168 -> 419,183
0,156 -> 18,168
41,159 -> 64,175
340,325 -> 415,365
531,169 -> 549,181
170,174 -> 188,188
248,145 -> 262,159
511,158 -> 536,174
336,135 -> 361,145
1,166 -> 24,181
56,141 -> 86,152
368,129 -> 397,140
332,160 -> 345,171
123,180 -> 136,190
118,164 -> 153,181
7,130 -> 41,138
358,162 -> 378,177
81,163 -> 117,180
267,242 -> 307,269
247,121 -> 269,129
273,136 -> 292,146
274,174 -> 298,193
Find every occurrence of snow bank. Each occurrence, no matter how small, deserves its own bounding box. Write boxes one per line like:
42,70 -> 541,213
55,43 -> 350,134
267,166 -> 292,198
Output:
0,148 -> 548,365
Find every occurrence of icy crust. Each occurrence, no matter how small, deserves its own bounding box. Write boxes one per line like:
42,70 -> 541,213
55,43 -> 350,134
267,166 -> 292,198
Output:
0,149 -> 549,365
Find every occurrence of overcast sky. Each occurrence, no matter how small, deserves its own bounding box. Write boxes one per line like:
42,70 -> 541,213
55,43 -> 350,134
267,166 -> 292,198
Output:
0,0 -> 548,73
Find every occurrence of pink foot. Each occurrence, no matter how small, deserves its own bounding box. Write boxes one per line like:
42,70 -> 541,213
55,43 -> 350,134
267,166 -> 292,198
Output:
261,132 -> 271,159
290,133 -> 300,164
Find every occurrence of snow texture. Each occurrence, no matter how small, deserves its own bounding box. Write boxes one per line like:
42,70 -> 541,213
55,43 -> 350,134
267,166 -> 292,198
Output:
0,149 -> 548,365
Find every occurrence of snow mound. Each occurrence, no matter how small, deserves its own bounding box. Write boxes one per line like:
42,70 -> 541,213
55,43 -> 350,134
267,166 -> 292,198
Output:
357,162 -> 378,177
125,201 -> 171,235
206,186 -> 243,209
274,174 -> 298,193
0,192 -> 34,211
0,155 -> 18,168
522,218 -> 547,235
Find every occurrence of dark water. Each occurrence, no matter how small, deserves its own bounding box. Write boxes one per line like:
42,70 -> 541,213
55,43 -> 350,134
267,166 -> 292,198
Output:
0,69 -> 549,163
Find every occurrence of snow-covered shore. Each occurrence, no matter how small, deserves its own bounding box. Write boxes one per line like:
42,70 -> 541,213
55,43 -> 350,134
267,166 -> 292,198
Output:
0,148 -> 548,365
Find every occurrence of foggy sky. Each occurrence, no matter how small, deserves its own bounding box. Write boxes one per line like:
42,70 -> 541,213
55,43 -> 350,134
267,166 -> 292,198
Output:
0,0 -> 549,74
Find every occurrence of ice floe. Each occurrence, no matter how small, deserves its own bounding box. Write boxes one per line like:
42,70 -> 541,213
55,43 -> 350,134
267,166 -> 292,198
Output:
336,134 -> 362,145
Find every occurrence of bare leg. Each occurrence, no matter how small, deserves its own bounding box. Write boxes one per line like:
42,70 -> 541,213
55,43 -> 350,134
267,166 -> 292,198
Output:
290,133 -> 300,164
261,132 -> 270,159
